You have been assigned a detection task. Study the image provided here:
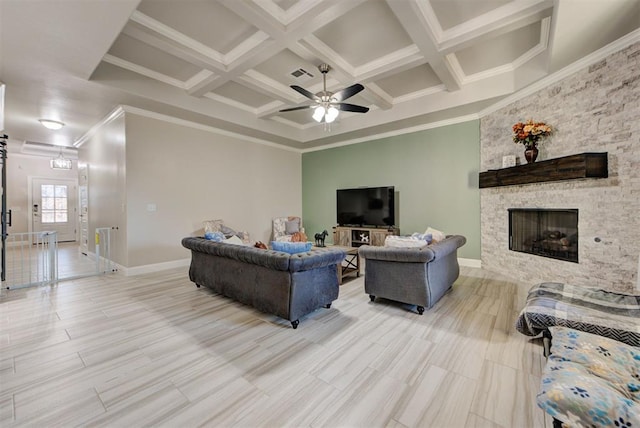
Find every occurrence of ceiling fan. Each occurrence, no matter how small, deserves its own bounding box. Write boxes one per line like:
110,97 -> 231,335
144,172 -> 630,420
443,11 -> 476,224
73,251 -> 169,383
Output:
279,63 -> 369,124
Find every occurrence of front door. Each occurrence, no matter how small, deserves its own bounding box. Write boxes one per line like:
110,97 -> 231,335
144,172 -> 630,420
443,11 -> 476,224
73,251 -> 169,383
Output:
32,178 -> 77,242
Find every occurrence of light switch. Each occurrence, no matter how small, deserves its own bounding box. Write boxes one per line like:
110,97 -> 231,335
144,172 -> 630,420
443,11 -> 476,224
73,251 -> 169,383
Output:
147,203 -> 157,212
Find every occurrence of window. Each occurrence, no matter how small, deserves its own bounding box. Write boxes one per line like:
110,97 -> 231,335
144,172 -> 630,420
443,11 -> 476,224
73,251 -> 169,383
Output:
41,184 -> 68,223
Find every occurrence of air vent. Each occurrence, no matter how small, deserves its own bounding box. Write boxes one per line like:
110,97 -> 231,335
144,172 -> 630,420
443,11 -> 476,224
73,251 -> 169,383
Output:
22,141 -> 78,158
290,68 -> 314,83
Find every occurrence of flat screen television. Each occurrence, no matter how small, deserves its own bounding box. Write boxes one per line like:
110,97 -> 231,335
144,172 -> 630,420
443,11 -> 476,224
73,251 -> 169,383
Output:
336,186 -> 395,227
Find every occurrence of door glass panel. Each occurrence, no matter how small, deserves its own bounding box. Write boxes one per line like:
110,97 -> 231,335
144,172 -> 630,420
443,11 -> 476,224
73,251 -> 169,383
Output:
42,198 -> 54,209
41,184 -> 54,197
41,184 -> 69,224
55,198 -> 67,210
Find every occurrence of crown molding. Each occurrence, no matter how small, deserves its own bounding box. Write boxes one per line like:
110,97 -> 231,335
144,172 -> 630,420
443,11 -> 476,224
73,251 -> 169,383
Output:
301,114 -> 479,153
74,107 -> 125,148
120,105 -> 301,152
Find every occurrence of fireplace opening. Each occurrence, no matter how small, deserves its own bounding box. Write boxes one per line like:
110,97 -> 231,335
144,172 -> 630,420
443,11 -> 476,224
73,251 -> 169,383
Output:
509,209 -> 578,263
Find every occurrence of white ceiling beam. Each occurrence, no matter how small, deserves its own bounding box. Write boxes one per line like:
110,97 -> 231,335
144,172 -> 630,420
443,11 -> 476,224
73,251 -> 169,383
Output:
125,10 -> 287,98
237,70 -> 299,103
386,0 -> 461,91
355,46 -> 425,82
128,12 -> 226,68
188,41 -> 284,96
217,0 -> 392,110
437,0 -> 554,54
297,36 -> 393,110
102,54 -> 186,89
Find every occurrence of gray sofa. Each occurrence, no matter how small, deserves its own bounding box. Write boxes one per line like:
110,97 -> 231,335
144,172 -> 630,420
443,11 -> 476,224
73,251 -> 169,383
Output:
358,235 -> 466,314
182,237 -> 346,328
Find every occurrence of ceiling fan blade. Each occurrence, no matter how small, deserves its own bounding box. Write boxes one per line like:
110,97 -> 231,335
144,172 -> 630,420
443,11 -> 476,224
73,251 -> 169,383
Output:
332,83 -> 364,102
279,105 -> 315,113
290,85 -> 320,102
335,103 -> 369,113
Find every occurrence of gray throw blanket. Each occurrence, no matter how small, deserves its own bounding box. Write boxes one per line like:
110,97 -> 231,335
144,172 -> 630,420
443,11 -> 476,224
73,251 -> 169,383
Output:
515,282 -> 640,347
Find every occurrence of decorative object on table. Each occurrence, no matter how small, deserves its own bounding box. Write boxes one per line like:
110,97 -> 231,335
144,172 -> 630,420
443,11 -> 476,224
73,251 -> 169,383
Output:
502,155 -> 516,168
512,120 -> 552,163
314,230 -> 328,247
359,233 -> 369,243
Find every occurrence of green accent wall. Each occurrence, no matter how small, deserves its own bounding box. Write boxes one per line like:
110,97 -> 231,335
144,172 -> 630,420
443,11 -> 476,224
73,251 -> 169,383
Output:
302,120 -> 480,259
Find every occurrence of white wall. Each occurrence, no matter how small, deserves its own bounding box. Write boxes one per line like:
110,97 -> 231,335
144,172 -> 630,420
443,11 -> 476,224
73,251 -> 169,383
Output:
124,113 -> 302,268
77,113 -> 127,266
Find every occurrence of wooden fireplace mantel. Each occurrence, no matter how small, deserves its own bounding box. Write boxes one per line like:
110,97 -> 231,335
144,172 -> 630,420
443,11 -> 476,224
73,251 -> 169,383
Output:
479,152 -> 608,188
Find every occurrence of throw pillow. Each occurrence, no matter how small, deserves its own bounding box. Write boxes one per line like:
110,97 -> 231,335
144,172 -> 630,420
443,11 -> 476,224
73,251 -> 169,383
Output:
271,241 -> 312,254
290,231 -> 307,242
425,227 -> 446,243
204,231 -> 225,242
220,224 -> 238,238
411,232 -> 433,244
254,241 -> 268,249
285,220 -> 299,234
222,235 -> 245,246
203,219 -> 224,233
384,235 -> 429,248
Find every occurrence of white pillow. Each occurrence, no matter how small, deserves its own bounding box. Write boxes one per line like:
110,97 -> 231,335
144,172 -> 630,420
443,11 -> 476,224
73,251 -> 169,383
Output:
384,235 -> 428,248
222,235 -> 245,246
425,227 -> 446,243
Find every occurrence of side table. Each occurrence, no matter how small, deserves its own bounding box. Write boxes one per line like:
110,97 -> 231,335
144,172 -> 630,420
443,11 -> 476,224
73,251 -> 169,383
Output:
312,245 -> 360,284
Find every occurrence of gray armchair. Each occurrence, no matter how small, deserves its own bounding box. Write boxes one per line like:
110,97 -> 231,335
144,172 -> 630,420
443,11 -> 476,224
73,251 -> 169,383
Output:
358,235 -> 466,314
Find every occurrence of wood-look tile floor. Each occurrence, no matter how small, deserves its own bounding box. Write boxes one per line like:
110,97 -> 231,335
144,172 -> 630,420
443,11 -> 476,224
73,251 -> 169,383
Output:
0,266 -> 552,427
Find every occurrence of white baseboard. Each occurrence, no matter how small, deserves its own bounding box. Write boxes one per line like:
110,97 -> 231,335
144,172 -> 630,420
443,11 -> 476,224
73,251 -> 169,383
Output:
123,258 -> 191,276
459,258 -> 481,268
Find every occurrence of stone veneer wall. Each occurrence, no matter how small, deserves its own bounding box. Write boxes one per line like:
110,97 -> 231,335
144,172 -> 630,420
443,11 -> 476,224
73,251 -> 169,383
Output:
480,41 -> 640,293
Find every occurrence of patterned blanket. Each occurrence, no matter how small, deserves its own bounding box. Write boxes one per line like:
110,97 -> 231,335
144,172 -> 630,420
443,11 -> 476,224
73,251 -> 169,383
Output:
515,282 -> 640,347
537,326 -> 639,428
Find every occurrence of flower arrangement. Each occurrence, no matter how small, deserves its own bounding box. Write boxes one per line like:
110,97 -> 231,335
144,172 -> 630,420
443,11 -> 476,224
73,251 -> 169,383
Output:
512,120 -> 552,149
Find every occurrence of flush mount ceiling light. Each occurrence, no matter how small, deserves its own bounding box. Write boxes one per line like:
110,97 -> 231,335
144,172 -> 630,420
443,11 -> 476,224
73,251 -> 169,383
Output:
39,119 -> 65,130
50,148 -> 72,170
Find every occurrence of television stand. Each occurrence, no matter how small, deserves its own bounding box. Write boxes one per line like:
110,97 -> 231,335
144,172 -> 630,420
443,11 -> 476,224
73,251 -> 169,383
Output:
333,226 -> 400,247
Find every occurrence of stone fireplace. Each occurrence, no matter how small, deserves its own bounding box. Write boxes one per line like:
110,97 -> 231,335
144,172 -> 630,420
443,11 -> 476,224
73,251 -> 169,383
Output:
509,209 -> 578,263
479,41 -> 640,293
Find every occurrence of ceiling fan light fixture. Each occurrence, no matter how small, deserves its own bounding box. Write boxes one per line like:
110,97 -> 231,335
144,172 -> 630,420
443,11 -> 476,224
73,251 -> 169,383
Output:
39,119 -> 65,130
312,106 -> 326,122
325,106 -> 339,123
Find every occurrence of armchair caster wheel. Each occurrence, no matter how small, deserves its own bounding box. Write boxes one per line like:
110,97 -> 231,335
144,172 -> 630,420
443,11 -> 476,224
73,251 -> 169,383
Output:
325,303 -> 331,309
416,306 -> 425,315
291,320 -> 299,329
369,295 -> 376,302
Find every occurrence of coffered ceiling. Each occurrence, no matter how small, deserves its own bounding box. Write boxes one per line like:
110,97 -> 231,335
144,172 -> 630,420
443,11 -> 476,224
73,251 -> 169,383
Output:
1,0 -> 639,151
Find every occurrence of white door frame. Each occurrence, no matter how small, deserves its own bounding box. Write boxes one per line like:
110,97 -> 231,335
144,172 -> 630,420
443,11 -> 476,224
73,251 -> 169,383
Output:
27,176 -> 79,241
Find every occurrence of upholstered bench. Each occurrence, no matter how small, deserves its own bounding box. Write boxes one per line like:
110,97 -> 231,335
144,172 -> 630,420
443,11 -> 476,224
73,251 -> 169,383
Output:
537,326 -> 640,427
